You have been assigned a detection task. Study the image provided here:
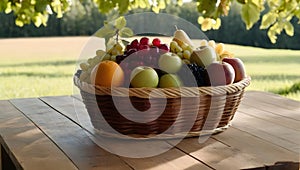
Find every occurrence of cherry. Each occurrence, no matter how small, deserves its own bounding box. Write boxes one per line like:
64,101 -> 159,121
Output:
131,39 -> 139,49
140,37 -> 150,45
152,38 -> 161,47
126,44 -> 132,51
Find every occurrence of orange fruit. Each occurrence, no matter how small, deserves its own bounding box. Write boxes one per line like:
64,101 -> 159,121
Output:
90,61 -> 124,87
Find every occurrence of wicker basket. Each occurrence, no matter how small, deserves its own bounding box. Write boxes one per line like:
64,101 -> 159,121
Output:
74,73 -> 250,139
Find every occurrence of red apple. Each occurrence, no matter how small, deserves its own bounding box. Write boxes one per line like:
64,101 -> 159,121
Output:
206,62 -> 235,86
222,57 -> 246,83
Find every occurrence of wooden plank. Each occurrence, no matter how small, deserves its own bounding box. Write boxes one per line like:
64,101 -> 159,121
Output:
213,127 -> 299,165
242,91 -> 300,120
41,96 -> 213,170
0,100 -> 77,170
10,98 -> 131,170
122,148 -> 212,170
0,144 -> 16,170
168,137 -> 265,170
245,91 -> 300,110
42,93 -> 300,169
238,104 -> 300,131
121,91 -> 299,169
232,111 -> 300,153
242,101 -> 300,121
40,96 -> 92,129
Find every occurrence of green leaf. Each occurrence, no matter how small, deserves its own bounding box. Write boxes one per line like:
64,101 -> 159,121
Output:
251,0 -> 263,9
115,16 -> 126,29
33,14 -> 42,27
118,0 -> 129,14
267,29 -> 277,43
271,22 -> 283,34
197,0 -> 217,16
96,0 -> 116,13
158,0 -> 166,9
15,19 -> 24,27
266,22 -> 284,43
284,21 -> 294,36
41,12 -> 49,26
0,0 -> 7,12
106,37 -> 116,49
285,0 -> 298,12
178,0 -> 183,6
267,0 -> 279,10
4,2 -> 12,14
241,1 -> 261,30
152,6 -> 160,13
260,12 -> 278,29
121,39 -> 130,47
138,0 -> 148,8
94,25 -> 115,38
294,9 -> 300,20
119,27 -> 134,37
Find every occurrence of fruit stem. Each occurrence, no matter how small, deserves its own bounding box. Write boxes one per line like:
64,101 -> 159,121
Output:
115,29 -> 119,43
174,25 -> 178,30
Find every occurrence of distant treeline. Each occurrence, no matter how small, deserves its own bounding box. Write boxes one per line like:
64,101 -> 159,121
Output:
0,1 -> 299,50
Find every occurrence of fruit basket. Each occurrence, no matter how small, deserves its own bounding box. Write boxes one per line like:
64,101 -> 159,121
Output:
74,75 -> 250,138
74,17 -> 250,139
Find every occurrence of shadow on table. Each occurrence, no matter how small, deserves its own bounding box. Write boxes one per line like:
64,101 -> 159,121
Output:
243,161 -> 299,170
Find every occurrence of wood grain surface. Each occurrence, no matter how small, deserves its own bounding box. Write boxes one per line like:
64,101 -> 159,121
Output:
0,91 -> 299,170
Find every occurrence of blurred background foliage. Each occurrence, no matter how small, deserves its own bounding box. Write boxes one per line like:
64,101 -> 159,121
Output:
0,0 -> 299,49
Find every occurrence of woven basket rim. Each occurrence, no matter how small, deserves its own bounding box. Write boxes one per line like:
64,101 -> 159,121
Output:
74,72 -> 251,98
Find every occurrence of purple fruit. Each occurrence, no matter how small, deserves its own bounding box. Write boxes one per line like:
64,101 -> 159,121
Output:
140,37 -> 150,45
159,44 -> 169,53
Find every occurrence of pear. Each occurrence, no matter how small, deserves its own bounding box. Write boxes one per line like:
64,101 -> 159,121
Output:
173,26 -> 194,47
190,46 -> 217,68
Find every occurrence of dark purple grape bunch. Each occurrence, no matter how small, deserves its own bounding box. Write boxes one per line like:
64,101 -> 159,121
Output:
178,63 -> 210,87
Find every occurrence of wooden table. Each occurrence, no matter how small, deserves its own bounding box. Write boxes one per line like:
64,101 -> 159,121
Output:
0,91 -> 299,170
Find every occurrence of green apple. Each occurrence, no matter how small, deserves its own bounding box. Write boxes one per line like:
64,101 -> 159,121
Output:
130,66 -> 159,88
159,74 -> 182,88
190,46 -> 217,68
158,52 -> 182,73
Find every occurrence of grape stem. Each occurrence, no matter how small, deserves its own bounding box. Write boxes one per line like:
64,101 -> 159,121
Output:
115,29 -> 119,43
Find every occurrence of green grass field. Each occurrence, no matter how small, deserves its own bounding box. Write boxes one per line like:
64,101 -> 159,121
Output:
0,37 -> 300,101
227,44 -> 300,101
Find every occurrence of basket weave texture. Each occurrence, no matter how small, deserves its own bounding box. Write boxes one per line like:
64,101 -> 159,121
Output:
74,74 -> 250,138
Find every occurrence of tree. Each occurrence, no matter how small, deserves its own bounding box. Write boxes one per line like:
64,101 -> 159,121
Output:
0,0 -> 299,43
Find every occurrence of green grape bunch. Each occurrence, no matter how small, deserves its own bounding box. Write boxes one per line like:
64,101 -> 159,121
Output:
78,16 -> 133,83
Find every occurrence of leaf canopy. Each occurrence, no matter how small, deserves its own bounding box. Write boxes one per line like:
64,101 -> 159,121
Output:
0,0 -> 300,43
